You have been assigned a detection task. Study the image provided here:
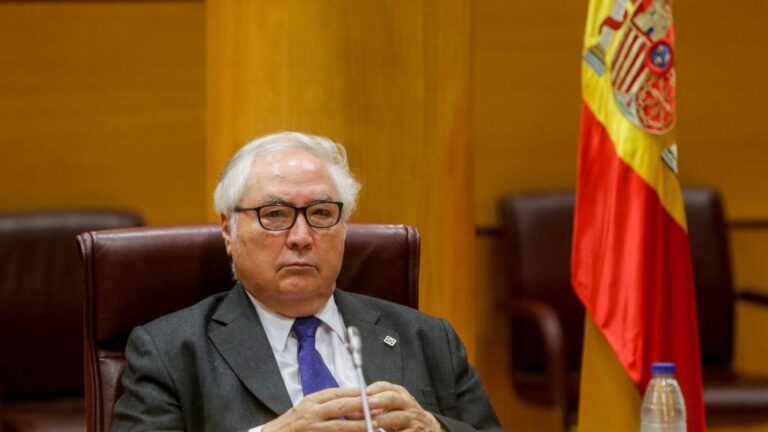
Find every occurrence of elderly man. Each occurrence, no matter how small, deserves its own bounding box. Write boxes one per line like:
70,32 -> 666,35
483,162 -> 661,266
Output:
113,132 -> 501,431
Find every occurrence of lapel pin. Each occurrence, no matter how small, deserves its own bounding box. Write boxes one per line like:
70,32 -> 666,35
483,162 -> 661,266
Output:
383,335 -> 397,347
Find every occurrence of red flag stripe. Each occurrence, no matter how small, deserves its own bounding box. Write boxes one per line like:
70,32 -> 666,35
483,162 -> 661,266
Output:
573,101 -> 706,432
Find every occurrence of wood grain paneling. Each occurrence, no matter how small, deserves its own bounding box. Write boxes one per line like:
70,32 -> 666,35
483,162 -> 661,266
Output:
0,1 -> 205,225
206,0 -> 476,352
675,1 -> 768,220
472,0 -> 586,228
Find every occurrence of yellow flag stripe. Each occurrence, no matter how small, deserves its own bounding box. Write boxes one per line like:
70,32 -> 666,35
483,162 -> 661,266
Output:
581,3 -> 687,230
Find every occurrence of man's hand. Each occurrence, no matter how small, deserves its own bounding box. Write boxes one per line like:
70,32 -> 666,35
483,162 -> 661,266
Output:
262,387 -> 372,432
366,381 -> 444,432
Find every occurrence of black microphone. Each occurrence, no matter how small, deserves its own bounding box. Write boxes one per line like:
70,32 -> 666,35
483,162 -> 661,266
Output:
346,326 -> 375,432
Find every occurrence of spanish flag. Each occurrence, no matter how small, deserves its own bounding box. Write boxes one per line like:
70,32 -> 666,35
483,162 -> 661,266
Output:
572,1 -> 706,431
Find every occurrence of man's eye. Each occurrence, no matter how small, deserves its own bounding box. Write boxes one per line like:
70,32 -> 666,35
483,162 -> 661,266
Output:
309,208 -> 332,217
261,208 -> 288,218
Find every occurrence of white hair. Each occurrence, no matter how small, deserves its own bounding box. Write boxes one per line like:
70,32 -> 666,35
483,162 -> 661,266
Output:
214,132 -> 361,234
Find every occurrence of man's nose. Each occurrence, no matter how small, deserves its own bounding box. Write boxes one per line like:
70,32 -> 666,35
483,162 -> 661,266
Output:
286,211 -> 313,249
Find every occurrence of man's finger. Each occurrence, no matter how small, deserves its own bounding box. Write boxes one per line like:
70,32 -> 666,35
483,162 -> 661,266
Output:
345,408 -> 385,420
371,409 -> 411,430
304,386 -> 363,403
311,394 -> 373,420
366,381 -> 401,394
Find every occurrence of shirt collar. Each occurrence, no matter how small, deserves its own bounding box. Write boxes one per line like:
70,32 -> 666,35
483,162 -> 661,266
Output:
246,289 -> 347,351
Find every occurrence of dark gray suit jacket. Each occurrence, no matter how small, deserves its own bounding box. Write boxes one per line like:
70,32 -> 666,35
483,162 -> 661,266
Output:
112,285 -> 501,431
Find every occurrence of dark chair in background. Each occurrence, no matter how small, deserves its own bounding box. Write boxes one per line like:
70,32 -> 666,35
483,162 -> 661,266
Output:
0,211 -> 143,432
685,189 -> 768,424
77,223 -> 420,432
499,192 -> 581,431
500,187 -> 768,430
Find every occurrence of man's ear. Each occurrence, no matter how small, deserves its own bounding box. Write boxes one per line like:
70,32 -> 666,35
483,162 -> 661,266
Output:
221,214 -> 233,256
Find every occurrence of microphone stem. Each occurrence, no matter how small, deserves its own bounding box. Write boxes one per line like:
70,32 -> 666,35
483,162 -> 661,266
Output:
355,365 -> 375,432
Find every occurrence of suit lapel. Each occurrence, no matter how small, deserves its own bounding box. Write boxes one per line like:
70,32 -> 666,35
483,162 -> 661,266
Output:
208,285 -> 293,416
334,290 -> 403,386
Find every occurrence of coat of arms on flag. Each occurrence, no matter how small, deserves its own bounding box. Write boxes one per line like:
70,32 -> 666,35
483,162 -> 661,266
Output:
584,0 -> 676,135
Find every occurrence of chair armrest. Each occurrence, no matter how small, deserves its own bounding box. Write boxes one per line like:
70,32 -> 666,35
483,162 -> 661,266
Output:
498,297 -> 568,412
736,289 -> 768,307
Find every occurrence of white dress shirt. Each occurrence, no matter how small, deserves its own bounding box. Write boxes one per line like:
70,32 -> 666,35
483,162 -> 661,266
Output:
246,290 -> 358,431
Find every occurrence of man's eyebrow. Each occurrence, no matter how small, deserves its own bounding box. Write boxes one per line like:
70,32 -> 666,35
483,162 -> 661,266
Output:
259,196 -> 291,206
258,194 -> 336,206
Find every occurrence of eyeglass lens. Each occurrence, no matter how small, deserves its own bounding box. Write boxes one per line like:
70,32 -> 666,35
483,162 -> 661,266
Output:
258,202 -> 340,230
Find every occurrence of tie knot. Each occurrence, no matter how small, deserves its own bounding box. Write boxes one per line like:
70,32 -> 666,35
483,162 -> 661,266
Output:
292,316 -> 321,340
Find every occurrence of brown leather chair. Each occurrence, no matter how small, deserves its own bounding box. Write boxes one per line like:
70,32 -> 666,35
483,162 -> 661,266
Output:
0,211 -> 143,432
77,223 -> 420,432
500,187 -> 768,429
500,192 -> 581,431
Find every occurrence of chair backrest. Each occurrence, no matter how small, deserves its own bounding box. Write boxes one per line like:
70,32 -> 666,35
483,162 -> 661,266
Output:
501,187 -> 735,384
77,223 -> 420,432
683,188 -> 734,367
0,211 -> 143,401
501,192 -> 584,375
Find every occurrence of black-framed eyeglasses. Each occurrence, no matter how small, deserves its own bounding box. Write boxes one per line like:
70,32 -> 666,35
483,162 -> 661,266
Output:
233,202 -> 344,231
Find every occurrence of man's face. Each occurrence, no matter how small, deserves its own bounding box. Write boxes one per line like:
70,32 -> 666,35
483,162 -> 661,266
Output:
221,148 -> 345,318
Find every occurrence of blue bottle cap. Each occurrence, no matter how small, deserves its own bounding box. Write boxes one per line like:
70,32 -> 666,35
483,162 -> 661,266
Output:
651,362 -> 676,375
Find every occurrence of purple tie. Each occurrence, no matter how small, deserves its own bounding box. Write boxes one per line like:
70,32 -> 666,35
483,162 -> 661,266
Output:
292,316 -> 339,396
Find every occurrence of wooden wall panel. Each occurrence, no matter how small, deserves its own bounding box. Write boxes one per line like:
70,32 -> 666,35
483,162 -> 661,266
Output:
675,1 -> 768,220
0,1 -> 205,225
472,0 -> 586,228
206,0 -> 476,352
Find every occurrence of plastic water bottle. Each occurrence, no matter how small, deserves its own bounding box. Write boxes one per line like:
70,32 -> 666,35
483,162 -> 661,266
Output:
641,362 -> 687,432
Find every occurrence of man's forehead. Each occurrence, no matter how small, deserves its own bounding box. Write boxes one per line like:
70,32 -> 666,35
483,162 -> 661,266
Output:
240,148 -> 337,198
247,149 -> 330,181
253,147 -> 321,168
